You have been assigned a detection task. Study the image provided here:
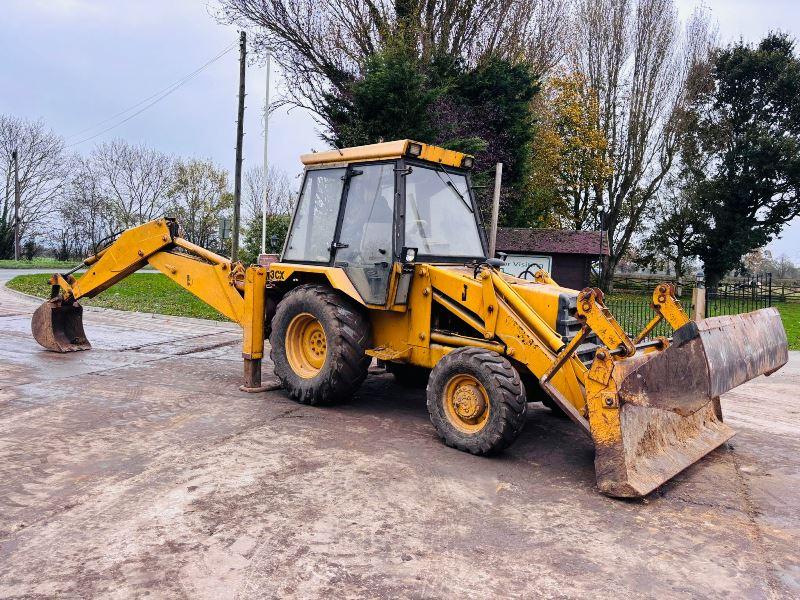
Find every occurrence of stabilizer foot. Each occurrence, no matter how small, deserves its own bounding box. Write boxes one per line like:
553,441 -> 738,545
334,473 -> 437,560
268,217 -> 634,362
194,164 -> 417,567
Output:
241,358 -> 283,393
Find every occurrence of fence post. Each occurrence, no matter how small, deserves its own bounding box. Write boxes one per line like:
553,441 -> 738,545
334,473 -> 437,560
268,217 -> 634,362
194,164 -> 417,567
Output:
692,271 -> 706,321
767,272 -> 773,307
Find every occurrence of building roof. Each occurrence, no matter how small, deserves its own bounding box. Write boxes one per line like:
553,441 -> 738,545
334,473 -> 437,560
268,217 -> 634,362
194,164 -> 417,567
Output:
496,227 -> 610,256
300,139 -> 471,169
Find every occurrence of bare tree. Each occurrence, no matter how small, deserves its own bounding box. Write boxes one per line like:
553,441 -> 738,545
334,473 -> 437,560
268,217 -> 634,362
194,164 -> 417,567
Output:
168,159 -> 231,248
0,115 -> 68,249
62,155 -> 116,256
53,201 -> 86,261
568,1 -> 715,289
218,0 -> 569,121
91,140 -> 174,230
503,0 -> 571,75
637,184 -> 700,279
242,164 -> 294,223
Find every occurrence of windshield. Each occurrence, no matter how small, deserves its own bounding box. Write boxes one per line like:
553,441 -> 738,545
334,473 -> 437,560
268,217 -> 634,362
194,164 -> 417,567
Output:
404,165 -> 484,257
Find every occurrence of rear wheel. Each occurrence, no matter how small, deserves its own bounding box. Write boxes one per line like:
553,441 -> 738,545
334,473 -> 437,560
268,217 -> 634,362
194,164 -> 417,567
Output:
270,284 -> 371,405
426,347 -> 527,455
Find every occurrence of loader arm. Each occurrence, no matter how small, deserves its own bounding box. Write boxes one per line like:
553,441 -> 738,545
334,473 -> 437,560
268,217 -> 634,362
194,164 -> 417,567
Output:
32,218 -> 269,388
633,283 -> 690,343
409,264 -> 787,497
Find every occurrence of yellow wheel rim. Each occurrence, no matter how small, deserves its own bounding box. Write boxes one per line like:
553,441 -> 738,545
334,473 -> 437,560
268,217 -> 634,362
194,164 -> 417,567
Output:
443,374 -> 490,433
285,313 -> 327,378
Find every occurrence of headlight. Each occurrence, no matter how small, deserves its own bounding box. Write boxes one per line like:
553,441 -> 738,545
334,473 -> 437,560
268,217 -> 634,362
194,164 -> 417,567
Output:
407,142 -> 423,157
461,156 -> 474,169
402,247 -> 418,263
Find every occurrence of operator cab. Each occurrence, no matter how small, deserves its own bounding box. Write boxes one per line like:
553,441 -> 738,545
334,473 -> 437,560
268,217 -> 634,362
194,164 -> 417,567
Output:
282,140 -> 488,305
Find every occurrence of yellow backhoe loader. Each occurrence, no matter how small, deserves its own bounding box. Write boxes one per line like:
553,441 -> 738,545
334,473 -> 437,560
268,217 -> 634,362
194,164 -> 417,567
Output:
31,140 -> 789,498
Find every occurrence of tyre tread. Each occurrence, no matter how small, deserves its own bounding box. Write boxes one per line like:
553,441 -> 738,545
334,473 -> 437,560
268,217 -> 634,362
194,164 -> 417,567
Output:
270,284 -> 371,406
426,347 -> 527,455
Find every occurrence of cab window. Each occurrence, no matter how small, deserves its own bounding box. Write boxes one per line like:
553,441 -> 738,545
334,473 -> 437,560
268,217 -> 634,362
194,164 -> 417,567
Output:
283,168 -> 345,262
334,163 -> 395,304
404,165 -> 484,258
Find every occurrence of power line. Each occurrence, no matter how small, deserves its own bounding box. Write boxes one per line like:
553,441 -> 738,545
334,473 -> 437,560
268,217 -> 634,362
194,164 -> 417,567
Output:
66,42 -> 236,148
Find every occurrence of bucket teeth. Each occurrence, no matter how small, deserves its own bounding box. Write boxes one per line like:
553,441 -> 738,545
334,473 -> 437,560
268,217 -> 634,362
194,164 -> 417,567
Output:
31,299 -> 91,353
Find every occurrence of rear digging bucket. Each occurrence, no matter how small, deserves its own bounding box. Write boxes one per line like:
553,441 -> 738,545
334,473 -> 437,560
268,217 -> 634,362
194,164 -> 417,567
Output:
31,298 -> 91,352
588,307 -> 788,497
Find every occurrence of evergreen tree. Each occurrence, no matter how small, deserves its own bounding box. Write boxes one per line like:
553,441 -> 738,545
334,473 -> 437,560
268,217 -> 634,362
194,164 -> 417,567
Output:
320,45 -> 539,224
691,34 -> 800,287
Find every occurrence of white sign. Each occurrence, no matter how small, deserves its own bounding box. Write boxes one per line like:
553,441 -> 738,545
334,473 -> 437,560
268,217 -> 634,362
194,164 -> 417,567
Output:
501,254 -> 552,280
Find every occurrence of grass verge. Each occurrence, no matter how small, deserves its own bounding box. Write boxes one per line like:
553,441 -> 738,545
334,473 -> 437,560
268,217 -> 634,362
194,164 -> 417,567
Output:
6,273 -> 228,321
775,302 -> 800,351
0,257 -> 79,269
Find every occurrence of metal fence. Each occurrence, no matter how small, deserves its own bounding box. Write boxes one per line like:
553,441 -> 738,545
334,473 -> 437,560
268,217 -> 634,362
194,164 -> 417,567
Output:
603,274 -> 775,340
706,273 -> 773,317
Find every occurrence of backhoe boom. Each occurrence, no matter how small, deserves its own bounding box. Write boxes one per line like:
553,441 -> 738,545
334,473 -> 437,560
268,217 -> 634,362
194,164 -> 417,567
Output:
32,218 -> 269,388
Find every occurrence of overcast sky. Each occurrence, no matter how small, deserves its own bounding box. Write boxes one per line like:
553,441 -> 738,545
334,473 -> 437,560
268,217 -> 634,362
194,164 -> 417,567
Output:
1,0 -> 798,259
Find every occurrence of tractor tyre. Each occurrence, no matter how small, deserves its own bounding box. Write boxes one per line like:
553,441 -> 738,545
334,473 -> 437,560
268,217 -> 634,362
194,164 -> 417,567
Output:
426,347 -> 527,455
270,284 -> 371,406
386,362 -> 431,389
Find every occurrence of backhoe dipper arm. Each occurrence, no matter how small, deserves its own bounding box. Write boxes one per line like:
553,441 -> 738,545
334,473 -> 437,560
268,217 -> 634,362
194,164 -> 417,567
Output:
50,218 -> 247,323
35,218 -> 269,390
53,219 -> 178,300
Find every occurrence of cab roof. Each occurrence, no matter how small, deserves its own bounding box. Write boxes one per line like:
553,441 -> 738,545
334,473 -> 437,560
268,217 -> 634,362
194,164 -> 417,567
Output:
300,139 -> 472,170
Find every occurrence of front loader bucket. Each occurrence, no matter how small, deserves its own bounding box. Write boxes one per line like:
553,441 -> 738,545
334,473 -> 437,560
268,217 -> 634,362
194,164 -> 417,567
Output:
588,308 -> 788,498
31,298 -> 91,353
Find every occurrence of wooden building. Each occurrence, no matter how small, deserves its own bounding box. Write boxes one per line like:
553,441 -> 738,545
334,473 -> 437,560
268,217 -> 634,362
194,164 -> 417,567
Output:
495,228 -> 610,290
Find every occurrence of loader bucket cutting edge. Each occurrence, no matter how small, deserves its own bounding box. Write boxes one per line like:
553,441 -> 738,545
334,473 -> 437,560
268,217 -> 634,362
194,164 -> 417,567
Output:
31,298 -> 91,353
591,307 -> 788,498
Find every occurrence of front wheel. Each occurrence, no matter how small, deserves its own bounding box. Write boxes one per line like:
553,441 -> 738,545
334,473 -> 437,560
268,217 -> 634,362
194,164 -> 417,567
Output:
426,347 -> 527,455
270,284 -> 371,405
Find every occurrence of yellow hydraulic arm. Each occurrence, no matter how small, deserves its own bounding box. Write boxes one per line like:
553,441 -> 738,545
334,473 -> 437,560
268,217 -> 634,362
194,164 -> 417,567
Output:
39,218 -> 269,390
632,283 -> 690,343
402,266 -> 690,435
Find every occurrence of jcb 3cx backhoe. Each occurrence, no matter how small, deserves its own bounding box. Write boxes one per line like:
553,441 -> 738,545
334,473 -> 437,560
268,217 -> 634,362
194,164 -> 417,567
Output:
31,140 -> 789,498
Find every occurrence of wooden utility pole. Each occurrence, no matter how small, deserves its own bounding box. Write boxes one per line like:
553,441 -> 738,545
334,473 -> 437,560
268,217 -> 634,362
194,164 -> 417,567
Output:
231,31 -> 246,262
488,163 -> 503,258
12,149 -> 20,261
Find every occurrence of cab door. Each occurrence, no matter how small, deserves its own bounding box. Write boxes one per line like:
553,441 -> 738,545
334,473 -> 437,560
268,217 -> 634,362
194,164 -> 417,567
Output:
333,162 -> 396,305
283,167 -> 346,263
